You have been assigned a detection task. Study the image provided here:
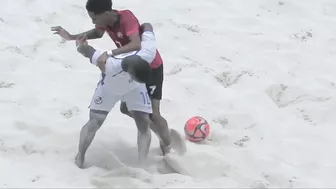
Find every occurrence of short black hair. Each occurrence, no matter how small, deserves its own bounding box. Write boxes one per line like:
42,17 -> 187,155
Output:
133,59 -> 152,83
86,0 -> 112,14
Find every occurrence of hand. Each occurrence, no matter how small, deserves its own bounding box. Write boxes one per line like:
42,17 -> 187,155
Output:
97,52 -> 108,73
76,35 -> 88,56
51,26 -> 73,40
75,35 -> 88,47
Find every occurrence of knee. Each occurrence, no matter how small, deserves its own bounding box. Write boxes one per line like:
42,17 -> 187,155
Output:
84,118 -> 103,133
150,100 -> 163,122
89,110 -> 107,124
138,118 -> 151,134
150,111 -> 164,123
133,112 -> 151,133
86,110 -> 107,132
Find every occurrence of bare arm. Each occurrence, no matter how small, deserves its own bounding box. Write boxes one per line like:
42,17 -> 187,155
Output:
111,33 -> 141,56
77,44 -> 96,60
52,26 -> 104,41
70,28 -> 104,40
109,23 -> 154,56
109,10 -> 141,56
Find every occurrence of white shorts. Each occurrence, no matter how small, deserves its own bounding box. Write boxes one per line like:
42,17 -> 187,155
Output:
89,81 -> 153,114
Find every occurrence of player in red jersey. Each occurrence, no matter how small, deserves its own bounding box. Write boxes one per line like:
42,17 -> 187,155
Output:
51,0 -> 186,156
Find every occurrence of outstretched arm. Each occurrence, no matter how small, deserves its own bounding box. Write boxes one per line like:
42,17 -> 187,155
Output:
76,36 -> 97,63
51,26 -> 104,40
71,28 -> 104,40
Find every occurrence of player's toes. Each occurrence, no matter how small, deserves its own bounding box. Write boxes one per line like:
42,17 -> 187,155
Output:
169,129 -> 187,156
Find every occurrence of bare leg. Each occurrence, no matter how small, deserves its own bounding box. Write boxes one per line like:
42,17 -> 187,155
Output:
75,109 -> 108,168
150,99 -> 171,155
120,102 -> 133,118
120,101 -> 186,155
151,99 -> 187,155
121,102 -> 163,148
121,102 -> 158,132
130,111 -> 152,163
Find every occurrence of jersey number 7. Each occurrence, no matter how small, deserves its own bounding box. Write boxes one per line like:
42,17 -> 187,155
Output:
149,85 -> 156,95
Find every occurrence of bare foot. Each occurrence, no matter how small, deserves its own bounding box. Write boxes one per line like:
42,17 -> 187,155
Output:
75,153 -> 85,168
160,141 -> 171,155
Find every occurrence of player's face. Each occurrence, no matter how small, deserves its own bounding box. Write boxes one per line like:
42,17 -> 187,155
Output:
88,11 -> 109,26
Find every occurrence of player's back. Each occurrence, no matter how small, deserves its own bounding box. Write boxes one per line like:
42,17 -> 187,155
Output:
101,51 -> 141,95
91,30 -> 157,96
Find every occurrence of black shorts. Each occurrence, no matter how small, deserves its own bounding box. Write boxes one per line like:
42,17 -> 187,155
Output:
146,64 -> 163,100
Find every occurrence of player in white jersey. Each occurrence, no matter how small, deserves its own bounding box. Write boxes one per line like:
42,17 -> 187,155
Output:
74,23 -> 158,168
73,23 -> 186,168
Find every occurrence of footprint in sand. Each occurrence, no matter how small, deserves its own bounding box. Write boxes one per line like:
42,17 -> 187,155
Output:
215,70 -> 253,88
60,107 -> 81,119
234,136 -> 250,147
166,63 -> 195,76
265,84 -> 330,108
0,81 -> 15,88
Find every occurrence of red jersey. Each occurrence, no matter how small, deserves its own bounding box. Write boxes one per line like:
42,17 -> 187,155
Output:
95,10 -> 163,69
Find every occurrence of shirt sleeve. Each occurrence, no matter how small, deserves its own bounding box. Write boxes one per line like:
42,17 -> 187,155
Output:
122,10 -> 140,36
91,50 -> 102,66
136,31 -> 156,63
91,50 -> 122,75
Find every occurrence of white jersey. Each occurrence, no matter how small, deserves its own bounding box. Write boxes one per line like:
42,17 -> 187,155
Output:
89,31 -> 156,95
88,31 -> 156,113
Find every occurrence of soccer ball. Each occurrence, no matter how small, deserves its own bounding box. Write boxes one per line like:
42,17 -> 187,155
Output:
184,116 -> 210,142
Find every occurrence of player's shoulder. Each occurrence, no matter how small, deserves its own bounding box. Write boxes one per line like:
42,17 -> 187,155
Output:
118,9 -> 140,26
117,9 -> 136,17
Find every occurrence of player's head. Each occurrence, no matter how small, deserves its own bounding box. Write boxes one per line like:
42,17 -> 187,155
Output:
86,0 -> 117,26
122,55 -> 152,83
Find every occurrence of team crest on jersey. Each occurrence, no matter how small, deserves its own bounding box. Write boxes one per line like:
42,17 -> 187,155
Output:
94,96 -> 103,104
117,32 -> 123,38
